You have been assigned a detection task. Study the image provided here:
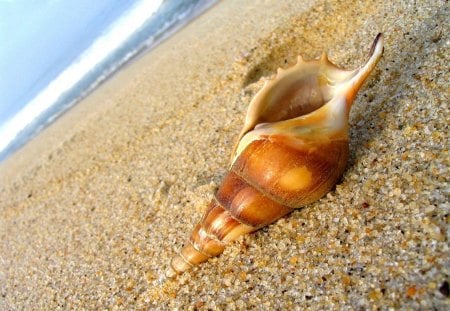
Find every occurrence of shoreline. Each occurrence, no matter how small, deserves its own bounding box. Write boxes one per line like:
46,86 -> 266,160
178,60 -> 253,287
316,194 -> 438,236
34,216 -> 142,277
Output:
0,0 -> 218,166
1,0 -> 448,309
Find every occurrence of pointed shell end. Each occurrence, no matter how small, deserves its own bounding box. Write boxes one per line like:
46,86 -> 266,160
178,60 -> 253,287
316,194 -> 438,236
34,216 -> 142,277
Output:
370,33 -> 384,57
165,265 -> 178,279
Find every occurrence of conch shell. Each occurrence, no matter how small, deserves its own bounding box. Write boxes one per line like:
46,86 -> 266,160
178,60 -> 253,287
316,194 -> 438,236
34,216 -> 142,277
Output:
167,34 -> 384,277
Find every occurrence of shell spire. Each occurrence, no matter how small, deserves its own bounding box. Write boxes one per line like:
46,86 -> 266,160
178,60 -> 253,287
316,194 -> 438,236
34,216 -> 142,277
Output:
166,34 -> 384,277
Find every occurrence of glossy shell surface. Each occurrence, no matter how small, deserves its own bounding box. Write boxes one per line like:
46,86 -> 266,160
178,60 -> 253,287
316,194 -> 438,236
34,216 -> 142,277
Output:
167,34 -> 384,277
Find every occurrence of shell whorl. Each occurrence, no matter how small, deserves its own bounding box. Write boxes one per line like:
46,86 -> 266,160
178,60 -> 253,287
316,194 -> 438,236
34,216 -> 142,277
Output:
167,34 -> 384,277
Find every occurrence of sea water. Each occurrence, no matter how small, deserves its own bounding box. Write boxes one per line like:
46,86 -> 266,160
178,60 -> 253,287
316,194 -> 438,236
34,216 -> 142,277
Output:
0,0 -> 217,162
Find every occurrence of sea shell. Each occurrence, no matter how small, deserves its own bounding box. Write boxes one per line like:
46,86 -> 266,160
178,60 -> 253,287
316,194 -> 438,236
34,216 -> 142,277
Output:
167,33 -> 384,277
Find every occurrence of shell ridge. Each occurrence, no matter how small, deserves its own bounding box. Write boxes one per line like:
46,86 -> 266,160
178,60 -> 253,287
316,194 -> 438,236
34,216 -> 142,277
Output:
232,139 -> 309,209
223,156 -> 297,219
178,251 -> 195,267
196,223 -> 227,246
193,225 -> 226,247
225,167 -> 297,214
188,239 -> 214,258
211,195 -> 258,229
234,109 -> 346,160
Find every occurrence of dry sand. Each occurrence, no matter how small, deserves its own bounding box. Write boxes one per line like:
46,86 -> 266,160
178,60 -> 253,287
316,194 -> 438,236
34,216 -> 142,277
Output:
1,0 -> 448,309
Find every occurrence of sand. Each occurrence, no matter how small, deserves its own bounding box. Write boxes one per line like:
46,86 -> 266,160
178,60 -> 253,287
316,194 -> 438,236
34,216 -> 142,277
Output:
1,0 -> 448,309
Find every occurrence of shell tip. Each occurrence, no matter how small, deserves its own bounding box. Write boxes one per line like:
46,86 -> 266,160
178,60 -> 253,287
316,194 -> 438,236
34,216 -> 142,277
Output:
165,265 -> 178,279
165,267 -> 177,279
369,33 -> 384,57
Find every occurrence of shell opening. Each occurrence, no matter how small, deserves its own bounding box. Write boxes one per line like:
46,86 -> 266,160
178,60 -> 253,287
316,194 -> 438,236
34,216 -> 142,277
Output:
260,73 -> 334,123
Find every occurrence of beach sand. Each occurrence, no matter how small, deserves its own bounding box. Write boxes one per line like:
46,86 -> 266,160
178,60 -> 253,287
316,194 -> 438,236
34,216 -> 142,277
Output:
1,0 -> 448,309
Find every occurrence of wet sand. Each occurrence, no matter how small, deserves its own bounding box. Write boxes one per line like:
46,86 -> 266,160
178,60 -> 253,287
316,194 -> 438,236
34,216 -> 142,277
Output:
1,0 -> 448,309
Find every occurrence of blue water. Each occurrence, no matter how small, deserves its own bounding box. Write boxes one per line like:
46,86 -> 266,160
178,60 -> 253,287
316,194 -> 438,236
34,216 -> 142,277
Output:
0,0 -> 217,162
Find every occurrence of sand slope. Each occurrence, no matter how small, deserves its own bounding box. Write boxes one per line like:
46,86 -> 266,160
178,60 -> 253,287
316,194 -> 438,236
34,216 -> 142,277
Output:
1,0 -> 448,309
